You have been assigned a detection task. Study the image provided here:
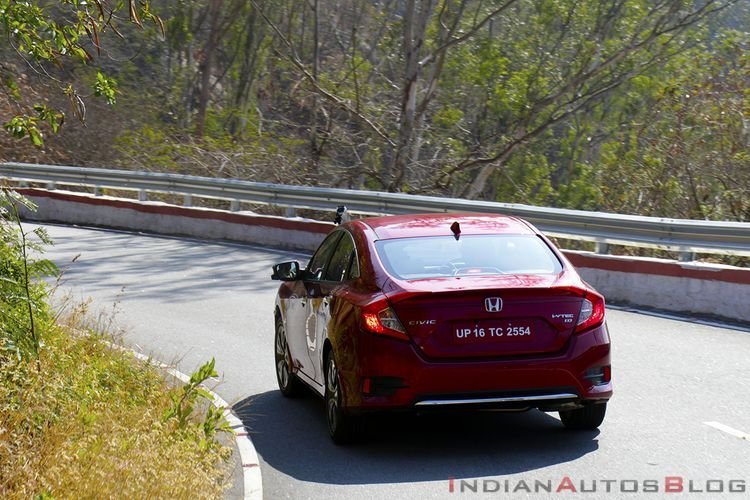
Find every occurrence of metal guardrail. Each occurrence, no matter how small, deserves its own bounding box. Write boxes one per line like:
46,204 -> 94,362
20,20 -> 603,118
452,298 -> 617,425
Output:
2,162 -> 749,259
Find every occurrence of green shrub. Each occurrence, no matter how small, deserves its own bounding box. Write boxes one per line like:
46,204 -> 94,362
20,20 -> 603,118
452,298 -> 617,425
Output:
0,188 -> 233,498
0,188 -> 57,362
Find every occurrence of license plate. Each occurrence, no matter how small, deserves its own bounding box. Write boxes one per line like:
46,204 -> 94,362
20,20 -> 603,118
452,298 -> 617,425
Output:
453,321 -> 534,343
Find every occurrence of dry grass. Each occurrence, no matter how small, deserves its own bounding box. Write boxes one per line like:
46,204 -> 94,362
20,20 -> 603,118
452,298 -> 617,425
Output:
0,315 -> 232,499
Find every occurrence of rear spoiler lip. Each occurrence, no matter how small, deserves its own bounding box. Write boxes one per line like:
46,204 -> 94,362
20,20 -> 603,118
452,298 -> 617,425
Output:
382,278 -> 589,305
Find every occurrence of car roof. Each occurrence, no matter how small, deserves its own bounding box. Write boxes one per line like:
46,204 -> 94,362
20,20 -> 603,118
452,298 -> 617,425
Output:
353,213 -> 537,240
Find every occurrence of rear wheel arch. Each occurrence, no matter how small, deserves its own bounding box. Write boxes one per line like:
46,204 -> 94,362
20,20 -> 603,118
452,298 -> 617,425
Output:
323,339 -> 352,406
324,347 -> 364,444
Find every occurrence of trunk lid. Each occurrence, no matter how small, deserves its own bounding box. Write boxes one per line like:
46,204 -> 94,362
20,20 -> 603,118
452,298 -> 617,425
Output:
385,275 -> 583,359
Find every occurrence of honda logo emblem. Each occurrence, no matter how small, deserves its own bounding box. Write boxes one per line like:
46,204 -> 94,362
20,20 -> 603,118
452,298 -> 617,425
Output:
485,297 -> 503,312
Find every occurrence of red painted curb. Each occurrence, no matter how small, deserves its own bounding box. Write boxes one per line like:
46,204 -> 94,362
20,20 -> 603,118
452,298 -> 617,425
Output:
564,251 -> 750,286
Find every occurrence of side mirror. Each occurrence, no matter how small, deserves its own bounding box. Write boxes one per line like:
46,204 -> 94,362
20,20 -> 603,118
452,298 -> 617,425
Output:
272,261 -> 301,281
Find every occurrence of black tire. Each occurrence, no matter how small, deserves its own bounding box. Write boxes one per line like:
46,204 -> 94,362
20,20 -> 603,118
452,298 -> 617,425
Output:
275,315 -> 303,397
559,402 -> 607,430
325,352 -> 363,444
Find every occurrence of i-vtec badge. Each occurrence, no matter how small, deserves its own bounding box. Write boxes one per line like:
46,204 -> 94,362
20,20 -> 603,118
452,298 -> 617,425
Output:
552,313 -> 575,323
485,297 -> 503,313
408,319 -> 437,326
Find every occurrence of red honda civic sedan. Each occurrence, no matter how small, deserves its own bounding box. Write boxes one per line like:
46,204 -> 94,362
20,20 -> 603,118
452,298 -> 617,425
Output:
272,213 -> 612,443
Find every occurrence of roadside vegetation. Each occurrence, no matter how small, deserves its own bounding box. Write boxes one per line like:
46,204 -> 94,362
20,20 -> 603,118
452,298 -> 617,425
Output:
0,189 -> 232,498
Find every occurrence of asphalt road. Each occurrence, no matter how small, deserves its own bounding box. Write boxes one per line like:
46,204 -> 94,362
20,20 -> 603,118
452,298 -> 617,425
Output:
33,223 -> 750,499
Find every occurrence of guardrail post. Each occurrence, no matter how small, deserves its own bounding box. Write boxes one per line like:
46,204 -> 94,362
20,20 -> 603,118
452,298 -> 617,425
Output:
230,200 -> 240,212
184,194 -> 192,207
46,182 -> 57,190
679,251 -> 696,263
138,190 -> 147,202
94,186 -> 102,196
285,206 -> 296,218
595,242 -> 610,255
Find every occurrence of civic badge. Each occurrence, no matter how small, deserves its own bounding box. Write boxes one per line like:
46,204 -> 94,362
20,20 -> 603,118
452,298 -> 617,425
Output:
485,297 -> 503,313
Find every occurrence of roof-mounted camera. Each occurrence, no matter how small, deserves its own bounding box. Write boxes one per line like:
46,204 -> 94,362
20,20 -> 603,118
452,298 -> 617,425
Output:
334,205 -> 350,225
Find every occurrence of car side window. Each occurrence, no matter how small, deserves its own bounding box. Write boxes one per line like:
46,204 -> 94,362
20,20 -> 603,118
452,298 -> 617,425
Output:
324,232 -> 357,282
306,232 -> 343,281
347,249 -> 360,280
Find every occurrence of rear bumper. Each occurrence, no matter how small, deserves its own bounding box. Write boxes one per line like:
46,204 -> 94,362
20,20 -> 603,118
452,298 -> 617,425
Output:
414,392 -> 579,408
340,323 -> 612,412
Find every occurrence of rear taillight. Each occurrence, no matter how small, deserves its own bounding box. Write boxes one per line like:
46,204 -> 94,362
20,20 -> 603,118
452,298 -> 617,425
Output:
361,300 -> 408,341
574,293 -> 605,333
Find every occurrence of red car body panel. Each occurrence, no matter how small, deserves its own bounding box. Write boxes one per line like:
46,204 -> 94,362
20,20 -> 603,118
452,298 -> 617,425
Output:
274,213 -> 612,416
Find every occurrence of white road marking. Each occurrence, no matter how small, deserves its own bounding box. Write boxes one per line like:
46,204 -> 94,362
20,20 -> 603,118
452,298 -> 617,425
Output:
704,421 -> 750,441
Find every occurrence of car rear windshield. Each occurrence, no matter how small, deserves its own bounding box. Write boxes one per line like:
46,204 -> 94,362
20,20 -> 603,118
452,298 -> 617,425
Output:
375,234 -> 563,280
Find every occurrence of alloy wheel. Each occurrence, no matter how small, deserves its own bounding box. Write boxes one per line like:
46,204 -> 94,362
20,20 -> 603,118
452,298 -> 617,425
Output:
274,316 -> 302,397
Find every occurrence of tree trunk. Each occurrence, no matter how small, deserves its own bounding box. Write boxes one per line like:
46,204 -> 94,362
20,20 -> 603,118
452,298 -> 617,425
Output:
195,0 -> 223,138
310,0 -> 322,172
464,163 -> 496,200
229,5 -> 265,138
386,0 -> 435,191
